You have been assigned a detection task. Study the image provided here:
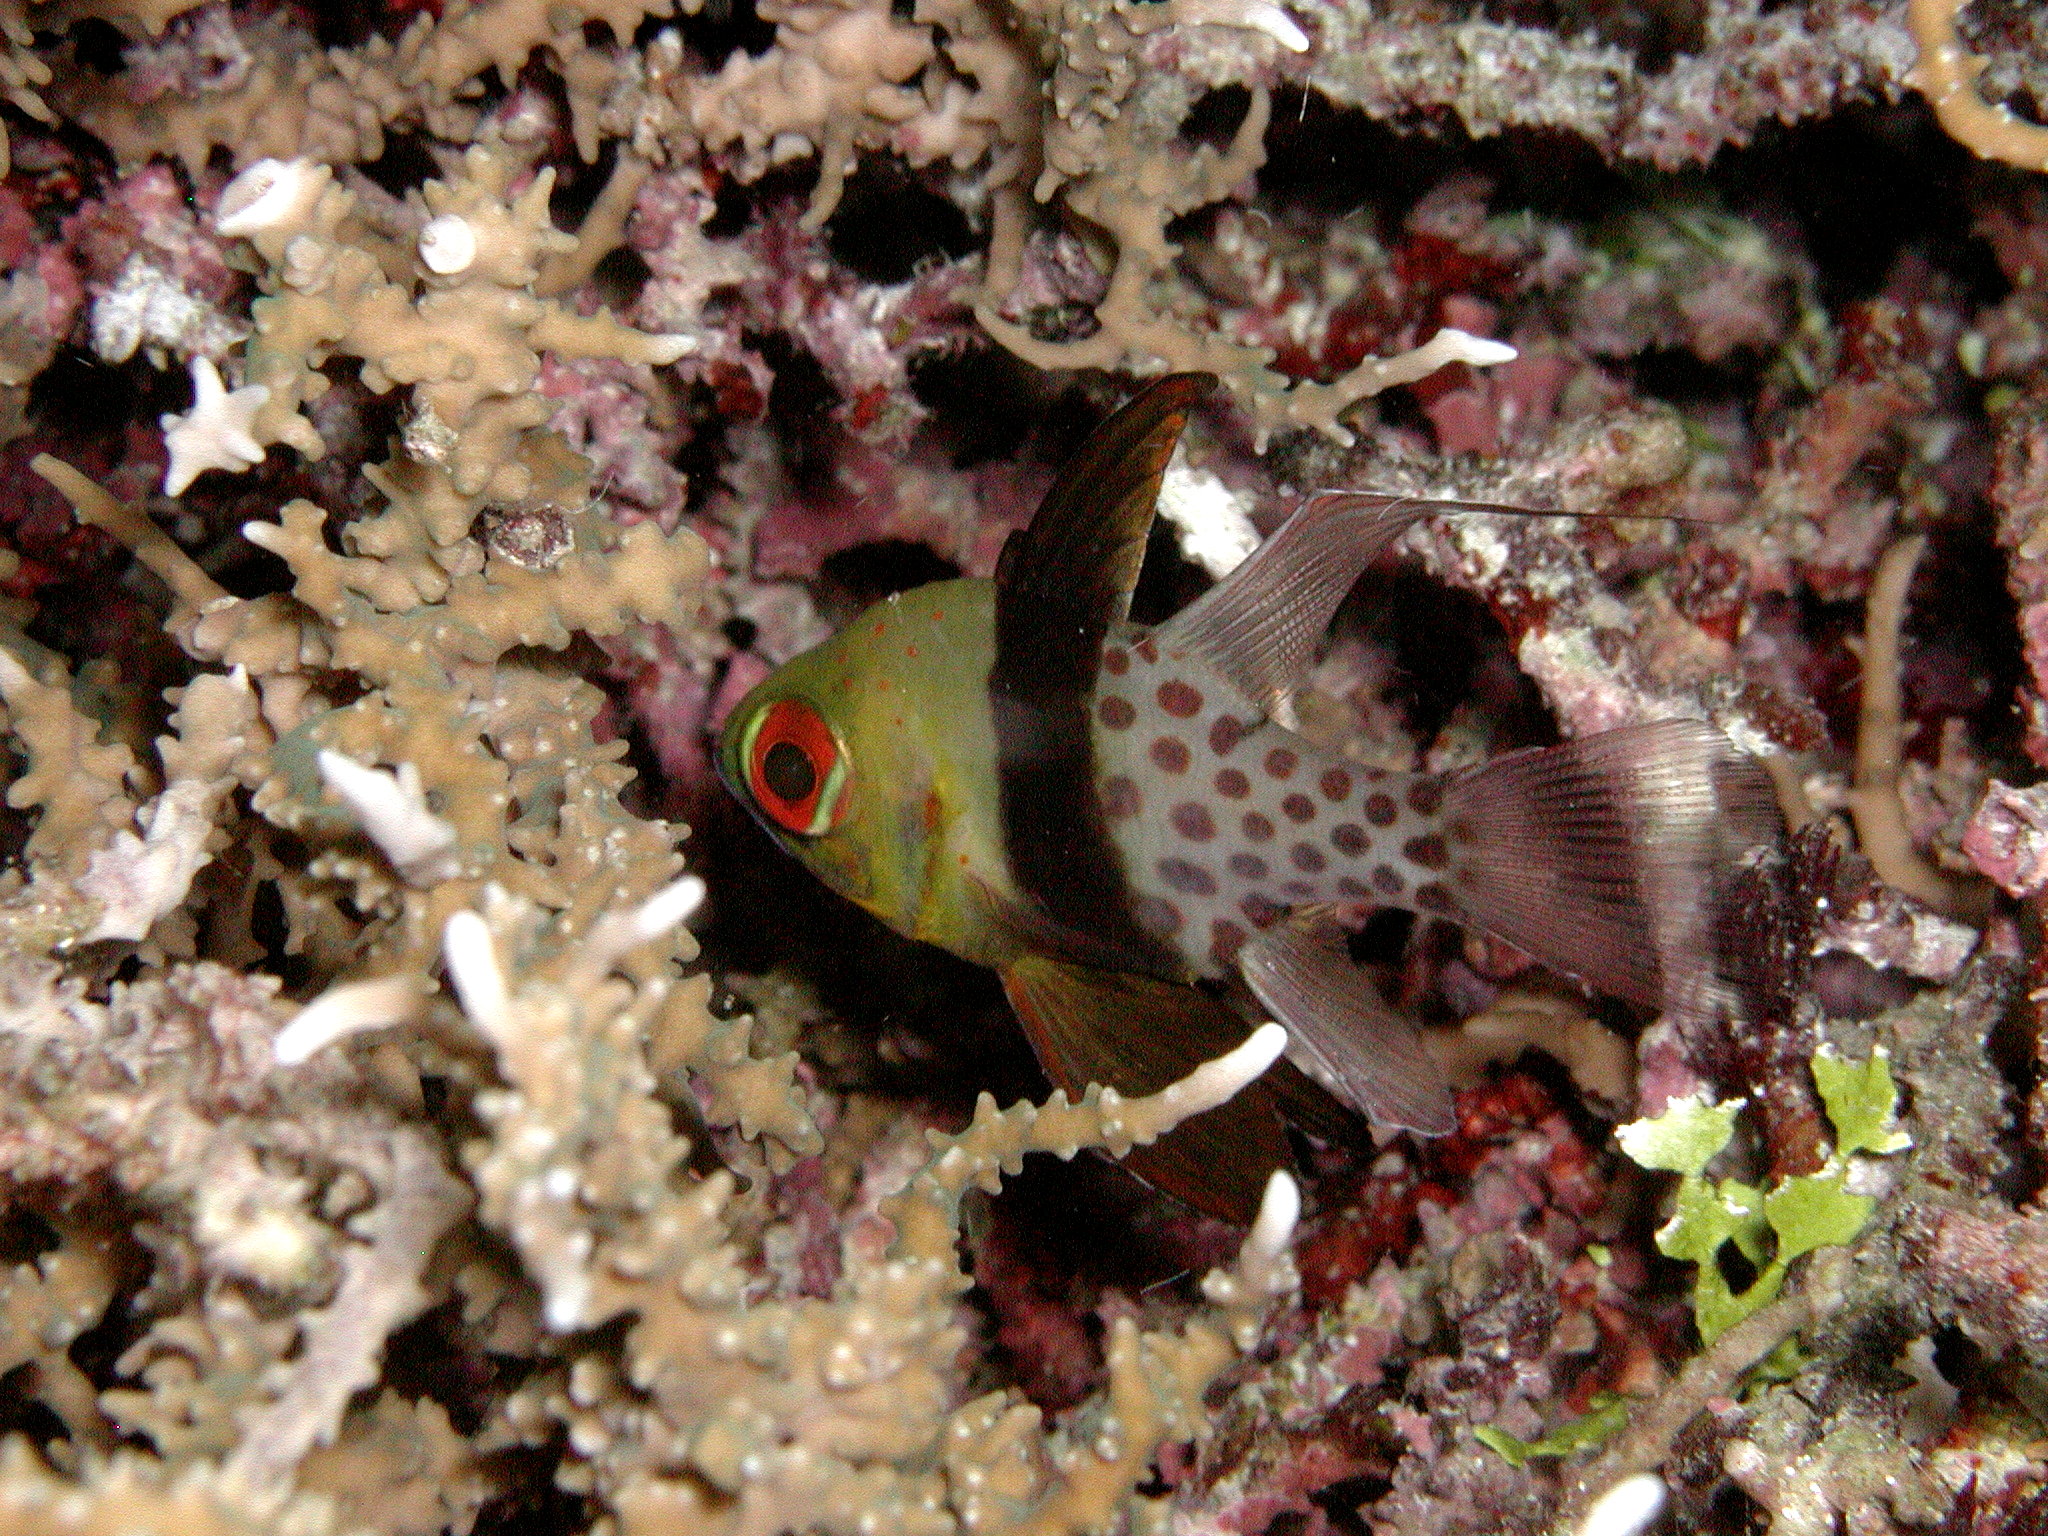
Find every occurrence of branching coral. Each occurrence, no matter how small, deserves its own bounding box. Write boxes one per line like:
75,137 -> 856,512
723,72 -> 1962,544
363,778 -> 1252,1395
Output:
1907,0 -> 2048,172
1847,536 -> 1992,921
446,876 -> 1297,1535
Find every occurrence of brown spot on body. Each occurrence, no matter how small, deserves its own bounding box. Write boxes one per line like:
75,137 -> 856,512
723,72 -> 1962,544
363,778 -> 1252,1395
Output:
1264,748 -> 1298,779
1372,865 -> 1404,895
1210,919 -> 1248,966
1150,737 -> 1191,773
1137,895 -> 1183,934
1337,876 -> 1370,898
1407,779 -> 1444,815
1282,792 -> 1316,824
1103,646 -> 1130,676
1097,695 -> 1135,730
1291,843 -> 1327,873
1170,802 -> 1216,840
1135,637 -> 1159,663
1282,879 -> 1316,900
1228,852 -> 1268,880
1242,893 -> 1286,928
1242,812 -> 1274,842
1157,679 -> 1203,717
1209,715 -> 1247,756
1103,776 -> 1142,819
1404,834 -> 1449,869
1320,767 -> 1352,801
1215,768 -> 1250,799
1331,823 -> 1368,856
1416,882 -> 1456,914
1158,857 -> 1217,896
1365,793 -> 1398,826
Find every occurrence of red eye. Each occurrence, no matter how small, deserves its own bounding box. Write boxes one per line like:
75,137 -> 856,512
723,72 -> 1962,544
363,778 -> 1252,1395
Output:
744,698 -> 847,836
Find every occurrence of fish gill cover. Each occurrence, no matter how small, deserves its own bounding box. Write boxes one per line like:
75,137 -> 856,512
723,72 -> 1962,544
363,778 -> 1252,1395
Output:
0,1 -> 2041,1535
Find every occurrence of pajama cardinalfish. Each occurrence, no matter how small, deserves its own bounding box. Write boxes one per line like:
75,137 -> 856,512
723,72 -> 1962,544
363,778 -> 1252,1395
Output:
718,375 -> 1783,1221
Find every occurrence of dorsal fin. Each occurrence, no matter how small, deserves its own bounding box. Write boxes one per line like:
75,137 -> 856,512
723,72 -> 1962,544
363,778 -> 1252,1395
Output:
1158,490 -> 1562,712
991,374 -> 1216,970
993,372 -> 1217,692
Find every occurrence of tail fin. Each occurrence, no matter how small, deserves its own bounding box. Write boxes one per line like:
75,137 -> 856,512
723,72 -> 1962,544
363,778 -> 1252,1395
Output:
1440,719 -> 1784,1019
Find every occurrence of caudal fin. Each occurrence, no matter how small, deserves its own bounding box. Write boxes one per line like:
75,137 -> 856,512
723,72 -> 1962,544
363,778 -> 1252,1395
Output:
1440,719 -> 1783,1019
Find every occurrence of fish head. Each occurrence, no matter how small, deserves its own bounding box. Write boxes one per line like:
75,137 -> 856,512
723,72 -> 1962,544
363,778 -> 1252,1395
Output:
717,578 -> 1010,953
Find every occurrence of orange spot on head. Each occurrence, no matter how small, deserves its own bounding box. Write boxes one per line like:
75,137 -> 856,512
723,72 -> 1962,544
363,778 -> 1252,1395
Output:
873,620 -> 886,636
905,644 -> 918,659
923,789 -> 943,834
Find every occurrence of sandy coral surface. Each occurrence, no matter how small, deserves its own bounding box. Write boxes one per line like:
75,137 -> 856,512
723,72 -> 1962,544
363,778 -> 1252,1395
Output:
0,0 -> 2043,1534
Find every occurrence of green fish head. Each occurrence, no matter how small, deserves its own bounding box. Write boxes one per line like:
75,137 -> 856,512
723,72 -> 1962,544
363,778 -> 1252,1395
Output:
716,579 -> 1009,957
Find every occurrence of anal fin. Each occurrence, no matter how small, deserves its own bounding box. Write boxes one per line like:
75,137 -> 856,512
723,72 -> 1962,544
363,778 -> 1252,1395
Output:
1000,955 -> 1293,1225
1237,912 -> 1456,1136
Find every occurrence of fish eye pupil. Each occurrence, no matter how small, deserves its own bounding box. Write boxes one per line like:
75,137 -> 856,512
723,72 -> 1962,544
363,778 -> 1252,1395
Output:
762,739 -> 817,803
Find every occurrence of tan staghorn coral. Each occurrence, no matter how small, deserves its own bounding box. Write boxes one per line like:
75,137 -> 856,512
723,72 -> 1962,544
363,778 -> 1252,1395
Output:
0,3 -> 56,180
443,874 -> 1297,1536
682,0 -> 938,231
60,0 -> 669,172
1907,0 -> 2048,172
196,146 -> 689,508
0,1439 -> 360,1536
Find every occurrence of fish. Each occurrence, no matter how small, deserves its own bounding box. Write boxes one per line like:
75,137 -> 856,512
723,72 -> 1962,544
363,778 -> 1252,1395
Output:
717,373 -> 1784,1222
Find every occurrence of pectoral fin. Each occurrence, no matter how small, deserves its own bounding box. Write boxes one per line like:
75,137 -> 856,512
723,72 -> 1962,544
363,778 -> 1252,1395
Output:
1237,911 -> 1457,1136
1000,953 -> 1292,1224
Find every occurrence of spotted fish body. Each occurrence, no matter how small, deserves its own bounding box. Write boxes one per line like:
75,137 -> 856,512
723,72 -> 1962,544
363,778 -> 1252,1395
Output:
1094,626 -> 1463,974
720,374 -> 1784,1222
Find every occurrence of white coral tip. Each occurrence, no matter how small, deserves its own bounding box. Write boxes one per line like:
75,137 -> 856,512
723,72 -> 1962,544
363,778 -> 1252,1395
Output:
443,910 -> 511,1043
1577,1476 -> 1668,1536
1239,2 -> 1309,50
1172,1021 -> 1288,1117
161,356 -> 269,496
1245,1169 -> 1301,1266
629,874 -> 707,941
274,973 -> 424,1065
215,158 -> 327,237
1430,327 -> 1518,368
317,749 -> 459,886
1171,0 -> 1310,50
418,214 -> 478,275
645,333 -> 698,365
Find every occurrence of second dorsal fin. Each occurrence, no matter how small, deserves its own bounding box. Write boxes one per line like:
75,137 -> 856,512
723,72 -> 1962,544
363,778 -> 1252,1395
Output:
1157,489 -> 1556,712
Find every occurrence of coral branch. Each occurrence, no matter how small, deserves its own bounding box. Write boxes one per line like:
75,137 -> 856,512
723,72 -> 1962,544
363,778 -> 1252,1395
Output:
315,751 -> 460,887
1907,0 -> 2048,172
1848,536 -> 1991,922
